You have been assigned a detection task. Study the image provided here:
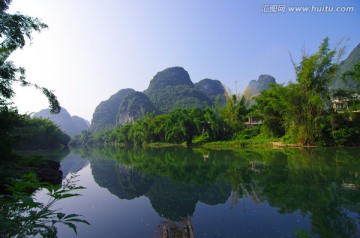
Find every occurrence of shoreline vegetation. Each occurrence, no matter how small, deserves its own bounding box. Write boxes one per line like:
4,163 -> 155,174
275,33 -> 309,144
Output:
0,0 -> 359,236
0,2 -> 89,236
71,39 -> 360,149
96,140 -> 324,150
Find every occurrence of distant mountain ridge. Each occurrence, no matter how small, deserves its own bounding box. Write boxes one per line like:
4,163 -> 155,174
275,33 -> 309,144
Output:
243,74 -> 277,104
90,67 -> 226,133
33,107 -> 89,136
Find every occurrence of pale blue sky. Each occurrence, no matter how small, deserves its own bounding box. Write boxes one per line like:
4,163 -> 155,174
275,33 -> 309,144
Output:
9,0 -> 360,121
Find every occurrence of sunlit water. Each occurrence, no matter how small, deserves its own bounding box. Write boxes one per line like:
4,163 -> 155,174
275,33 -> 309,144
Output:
36,147 -> 360,238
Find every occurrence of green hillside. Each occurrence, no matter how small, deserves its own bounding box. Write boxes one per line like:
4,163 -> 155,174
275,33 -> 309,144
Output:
90,88 -> 135,133
194,78 -> 226,106
144,67 -> 212,113
332,44 -> 360,89
117,91 -> 160,125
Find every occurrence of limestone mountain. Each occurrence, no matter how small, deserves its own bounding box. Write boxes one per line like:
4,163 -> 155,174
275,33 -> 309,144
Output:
243,74 -> 277,104
117,91 -> 160,125
144,67 -> 212,113
90,88 -> 135,133
33,107 -> 89,136
194,78 -> 226,106
90,67 -> 227,133
72,116 -> 90,132
332,43 -> 360,89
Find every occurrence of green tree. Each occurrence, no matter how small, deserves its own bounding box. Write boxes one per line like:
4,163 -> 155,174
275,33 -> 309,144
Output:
251,83 -> 287,138
0,106 -> 23,158
128,122 -> 145,146
341,62 -> 360,93
0,0 -> 62,158
14,116 -> 70,150
70,130 -> 94,146
329,62 -> 360,145
250,38 -> 346,145
220,93 -> 247,138
116,124 -> 133,145
153,114 -> 167,142
289,38 -> 342,145
0,0 -> 60,112
203,107 -> 223,141
165,108 -> 198,145
1,173 -> 90,237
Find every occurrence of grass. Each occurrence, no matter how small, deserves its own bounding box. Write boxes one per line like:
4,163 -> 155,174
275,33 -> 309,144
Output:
203,138 -> 275,149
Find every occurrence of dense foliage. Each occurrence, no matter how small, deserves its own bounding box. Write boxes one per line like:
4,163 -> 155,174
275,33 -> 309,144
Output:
194,78 -> 227,105
0,173 -> 89,237
146,85 -> 212,113
0,2 -> 89,237
0,108 -> 69,158
14,116 -> 70,150
251,38 -> 360,146
71,93 -> 249,146
90,67 -> 226,133
75,38 -> 360,147
144,67 -> 213,113
0,0 -> 65,158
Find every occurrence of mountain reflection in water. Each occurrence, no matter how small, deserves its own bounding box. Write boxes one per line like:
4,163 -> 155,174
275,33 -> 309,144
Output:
58,147 -> 360,238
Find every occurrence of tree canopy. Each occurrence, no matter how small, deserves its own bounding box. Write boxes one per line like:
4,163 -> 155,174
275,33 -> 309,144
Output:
74,38 -> 360,147
0,0 -> 63,159
0,0 -> 60,112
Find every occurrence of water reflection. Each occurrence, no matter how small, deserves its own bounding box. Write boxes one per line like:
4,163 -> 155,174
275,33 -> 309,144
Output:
84,150 -> 231,220
60,152 -> 89,178
69,147 -> 360,238
91,159 -> 153,200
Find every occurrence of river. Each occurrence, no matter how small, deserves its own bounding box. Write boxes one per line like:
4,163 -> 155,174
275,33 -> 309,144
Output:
37,147 -> 360,238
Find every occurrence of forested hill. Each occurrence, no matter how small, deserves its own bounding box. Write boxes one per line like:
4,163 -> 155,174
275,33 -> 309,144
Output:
332,43 -> 360,89
143,67 -> 213,113
90,67 -> 227,133
194,78 -> 226,106
117,91 -> 160,125
90,88 -> 135,133
33,107 -> 89,136
86,43 -> 360,135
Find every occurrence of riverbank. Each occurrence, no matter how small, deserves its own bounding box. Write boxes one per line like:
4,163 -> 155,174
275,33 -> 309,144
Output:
145,138 -> 299,149
0,151 -> 65,193
109,137 -> 317,150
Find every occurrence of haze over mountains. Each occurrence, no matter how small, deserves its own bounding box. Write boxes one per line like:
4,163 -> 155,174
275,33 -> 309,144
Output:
33,107 -> 90,136
243,75 -> 277,104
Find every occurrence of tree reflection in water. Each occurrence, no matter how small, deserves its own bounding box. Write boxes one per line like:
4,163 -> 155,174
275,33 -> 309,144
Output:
72,147 -> 360,238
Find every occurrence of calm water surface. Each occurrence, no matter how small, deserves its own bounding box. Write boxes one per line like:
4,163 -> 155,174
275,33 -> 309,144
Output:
39,147 -> 360,238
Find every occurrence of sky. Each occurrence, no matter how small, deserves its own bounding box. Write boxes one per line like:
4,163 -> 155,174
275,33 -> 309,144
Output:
8,0 -> 360,122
